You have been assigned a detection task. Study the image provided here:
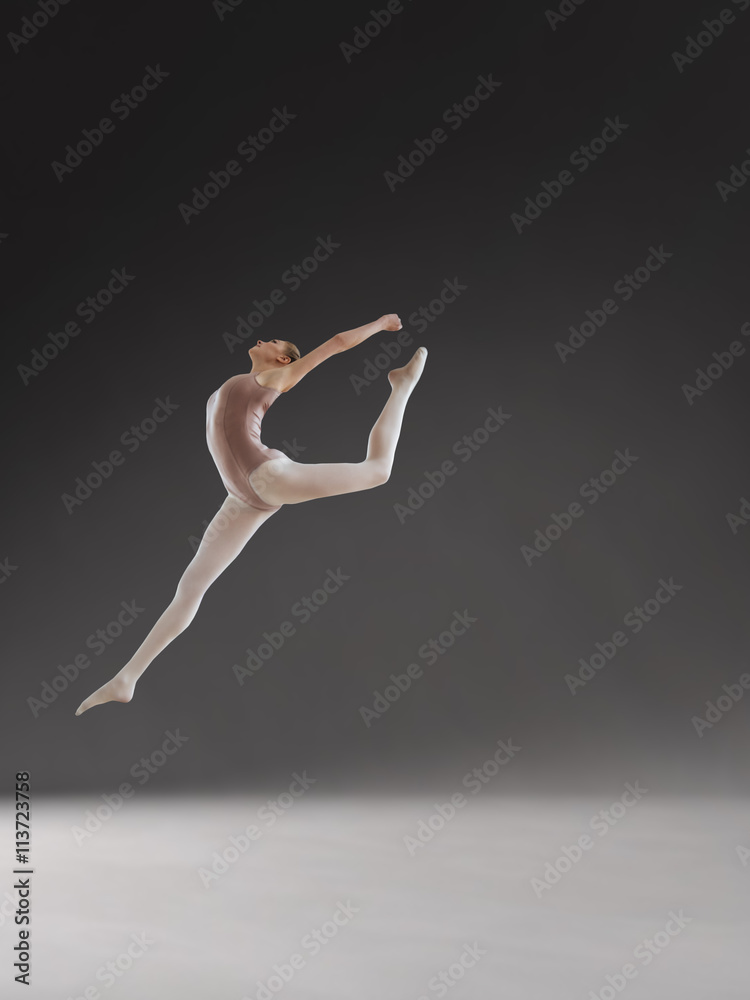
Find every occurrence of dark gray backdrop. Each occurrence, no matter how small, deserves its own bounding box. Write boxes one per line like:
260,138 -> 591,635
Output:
2,0 -> 749,795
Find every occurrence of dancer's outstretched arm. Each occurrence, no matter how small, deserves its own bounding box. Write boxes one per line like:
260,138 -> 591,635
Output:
335,313 -> 402,351
269,314 -> 402,393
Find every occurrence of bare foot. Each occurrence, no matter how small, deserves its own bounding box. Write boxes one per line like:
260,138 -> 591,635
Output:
388,346 -> 428,390
75,672 -> 136,716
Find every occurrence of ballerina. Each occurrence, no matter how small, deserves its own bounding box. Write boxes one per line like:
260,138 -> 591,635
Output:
75,315 -> 427,715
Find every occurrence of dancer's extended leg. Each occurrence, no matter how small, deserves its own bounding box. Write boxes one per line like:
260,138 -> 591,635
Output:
75,496 -> 276,715
249,346 -> 427,506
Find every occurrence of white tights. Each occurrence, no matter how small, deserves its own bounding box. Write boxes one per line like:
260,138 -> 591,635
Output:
115,495 -> 276,689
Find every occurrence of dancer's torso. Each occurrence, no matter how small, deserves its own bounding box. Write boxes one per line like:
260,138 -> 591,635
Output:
205,372 -> 286,508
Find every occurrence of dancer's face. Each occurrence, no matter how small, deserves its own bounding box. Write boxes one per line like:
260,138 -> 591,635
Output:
248,339 -> 291,367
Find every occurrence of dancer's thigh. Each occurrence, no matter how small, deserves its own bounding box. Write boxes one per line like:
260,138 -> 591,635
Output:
249,456 -> 379,505
181,495 -> 276,590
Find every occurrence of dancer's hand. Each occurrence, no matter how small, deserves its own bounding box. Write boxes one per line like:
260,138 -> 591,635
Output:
381,314 -> 402,331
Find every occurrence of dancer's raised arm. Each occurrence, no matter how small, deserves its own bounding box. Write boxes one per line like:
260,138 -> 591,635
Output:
336,313 -> 402,351
275,314 -> 402,391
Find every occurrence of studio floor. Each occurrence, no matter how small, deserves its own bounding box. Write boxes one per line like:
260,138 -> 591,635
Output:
1,794 -> 748,998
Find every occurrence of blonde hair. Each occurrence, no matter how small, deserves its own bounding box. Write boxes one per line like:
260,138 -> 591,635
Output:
283,341 -> 301,363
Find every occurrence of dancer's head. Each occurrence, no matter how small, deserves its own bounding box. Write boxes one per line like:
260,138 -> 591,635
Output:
248,339 -> 300,369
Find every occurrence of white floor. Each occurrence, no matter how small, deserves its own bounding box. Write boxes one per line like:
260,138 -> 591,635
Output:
1,795 -> 748,999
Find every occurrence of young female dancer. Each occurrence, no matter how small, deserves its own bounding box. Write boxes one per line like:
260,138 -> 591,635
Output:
75,315 -> 427,715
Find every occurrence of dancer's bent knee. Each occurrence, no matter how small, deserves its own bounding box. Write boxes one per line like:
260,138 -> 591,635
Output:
249,454 -> 390,506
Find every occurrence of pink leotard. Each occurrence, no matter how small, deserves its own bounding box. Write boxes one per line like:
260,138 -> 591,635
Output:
206,372 -> 287,512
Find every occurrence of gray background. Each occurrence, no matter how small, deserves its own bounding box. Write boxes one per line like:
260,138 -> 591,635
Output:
2,0 -> 749,797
